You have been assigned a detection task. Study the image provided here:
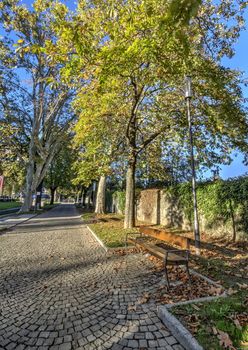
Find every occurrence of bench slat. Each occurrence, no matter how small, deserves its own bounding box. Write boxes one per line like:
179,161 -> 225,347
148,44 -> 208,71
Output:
140,226 -> 189,249
127,237 -> 187,263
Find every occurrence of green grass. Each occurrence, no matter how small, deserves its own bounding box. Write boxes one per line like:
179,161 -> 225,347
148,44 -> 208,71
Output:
172,290 -> 248,350
82,212 -> 96,221
0,201 -> 21,210
88,213 -> 138,248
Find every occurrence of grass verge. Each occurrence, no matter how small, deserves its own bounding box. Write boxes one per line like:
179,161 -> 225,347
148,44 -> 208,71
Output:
172,289 -> 248,350
86,213 -> 138,248
0,201 -> 21,210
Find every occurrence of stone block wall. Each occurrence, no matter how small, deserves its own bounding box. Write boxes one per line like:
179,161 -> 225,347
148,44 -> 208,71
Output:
136,189 -> 189,228
135,188 -> 238,238
136,189 -> 160,224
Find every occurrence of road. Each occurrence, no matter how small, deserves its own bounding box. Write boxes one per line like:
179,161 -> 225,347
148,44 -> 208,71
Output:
0,204 -> 183,350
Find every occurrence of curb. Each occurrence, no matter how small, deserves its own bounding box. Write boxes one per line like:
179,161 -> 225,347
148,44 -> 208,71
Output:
86,225 -> 108,252
157,270 -> 226,350
0,207 -> 21,217
158,306 -> 204,350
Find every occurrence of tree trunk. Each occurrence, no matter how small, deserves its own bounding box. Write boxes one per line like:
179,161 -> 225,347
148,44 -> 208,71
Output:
35,181 -> 43,210
20,161 -> 35,212
50,187 -> 56,205
229,200 -> 237,242
124,159 -> 136,228
95,175 -> 106,214
79,185 -> 84,204
76,192 -> 80,203
82,188 -> 87,207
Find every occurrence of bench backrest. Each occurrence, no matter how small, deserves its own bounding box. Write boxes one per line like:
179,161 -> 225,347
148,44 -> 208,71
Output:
139,226 -> 190,250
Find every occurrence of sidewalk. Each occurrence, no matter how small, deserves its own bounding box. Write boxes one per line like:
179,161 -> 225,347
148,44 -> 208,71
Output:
0,213 -> 36,231
0,204 -> 184,350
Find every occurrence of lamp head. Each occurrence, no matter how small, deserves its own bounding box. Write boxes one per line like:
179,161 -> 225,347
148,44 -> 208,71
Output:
185,75 -> 193,99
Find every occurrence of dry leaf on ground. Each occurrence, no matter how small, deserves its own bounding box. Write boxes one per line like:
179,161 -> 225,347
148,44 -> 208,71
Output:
217,329 -> 236,350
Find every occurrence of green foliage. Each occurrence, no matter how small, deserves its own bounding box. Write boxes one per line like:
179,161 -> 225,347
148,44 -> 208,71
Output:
105,190 -> 114,212
0,201 -> 21,210
113,191 -> 126,214
45,137 -> 77,191
170,176 -> 248,235
88,213 -> 138,248
173,290 -> 248,349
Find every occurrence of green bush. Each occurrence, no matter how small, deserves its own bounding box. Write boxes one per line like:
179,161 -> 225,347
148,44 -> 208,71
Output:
112,190 -> 126,213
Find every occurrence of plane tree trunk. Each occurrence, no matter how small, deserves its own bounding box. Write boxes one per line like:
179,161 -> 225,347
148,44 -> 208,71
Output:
95,175 -> 106,214
50,186 -> 57,205
124,157 -> 136,228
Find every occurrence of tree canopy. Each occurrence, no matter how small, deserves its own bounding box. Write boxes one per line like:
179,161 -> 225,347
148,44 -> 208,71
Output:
0,0 -> 247,230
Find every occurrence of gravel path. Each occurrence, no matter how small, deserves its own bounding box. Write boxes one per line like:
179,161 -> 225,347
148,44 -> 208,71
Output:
0,204 -> 183,350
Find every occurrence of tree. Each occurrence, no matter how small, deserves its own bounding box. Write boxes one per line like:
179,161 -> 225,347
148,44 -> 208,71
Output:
44,136 -> 76,205
38,0 -> 248,239
0,0 -> 76,211
80,0 -> 248,230
73,78 -> 126,214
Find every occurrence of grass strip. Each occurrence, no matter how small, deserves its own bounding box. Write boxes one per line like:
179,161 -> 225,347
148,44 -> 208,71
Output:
0,202 -> 21,210
172,289 -> 248,350
87,213 -> 138,248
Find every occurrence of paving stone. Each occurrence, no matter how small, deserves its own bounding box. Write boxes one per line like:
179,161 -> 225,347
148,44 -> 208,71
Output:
127,339 -> 139,348
145,332 -> 155,340
158,338 -> 169,347
6,343 -> 16,350
58,343 -> 72,350
149,340 -> 159,347
172,345 -> 185,350
40,331 -> 50,338
166,336 -> 178,346
139,339 -> 148,348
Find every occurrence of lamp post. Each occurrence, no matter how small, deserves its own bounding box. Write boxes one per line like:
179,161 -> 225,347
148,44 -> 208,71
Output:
185,76 -> 200,255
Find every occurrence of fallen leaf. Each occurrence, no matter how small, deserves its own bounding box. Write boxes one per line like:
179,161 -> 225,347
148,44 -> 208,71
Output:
226,288 -> 238,296
208,285 -> 223,295
236,283 -> 248,290
192,304 -> 200,311
128,304 -> 137,312
233,319 -> 242,330
217,329 -> 236,350
137,293 -> 150,304
212,326 -> 218,335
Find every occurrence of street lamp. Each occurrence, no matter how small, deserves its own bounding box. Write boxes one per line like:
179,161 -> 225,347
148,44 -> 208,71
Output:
185,76 -> 200,255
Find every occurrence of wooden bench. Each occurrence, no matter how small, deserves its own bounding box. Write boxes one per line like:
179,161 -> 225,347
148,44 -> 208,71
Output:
126,226 -> 191,288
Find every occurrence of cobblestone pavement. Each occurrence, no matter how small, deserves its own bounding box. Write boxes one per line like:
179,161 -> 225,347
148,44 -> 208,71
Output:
0,204 -> 184,350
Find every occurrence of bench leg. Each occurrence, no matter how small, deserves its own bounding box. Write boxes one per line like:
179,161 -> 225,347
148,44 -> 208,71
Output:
185,263 -> 191,286
164,264 -> 170,289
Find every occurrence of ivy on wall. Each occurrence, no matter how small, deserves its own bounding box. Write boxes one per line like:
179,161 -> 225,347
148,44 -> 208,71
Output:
112,176 -> 248,240
170,176 -> 248,241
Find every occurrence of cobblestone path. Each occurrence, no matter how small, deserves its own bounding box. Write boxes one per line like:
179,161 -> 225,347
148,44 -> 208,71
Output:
0,205 -> 183,350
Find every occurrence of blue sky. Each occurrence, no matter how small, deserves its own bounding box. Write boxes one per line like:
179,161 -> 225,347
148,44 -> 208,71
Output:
3,1 -> 248,180
220,21 -> 248,179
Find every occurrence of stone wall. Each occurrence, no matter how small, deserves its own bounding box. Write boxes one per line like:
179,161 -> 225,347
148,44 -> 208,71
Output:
135,188 -> 238,238
111,187 -> 246,239
136,189 -> 160,224
136,189 -> 189,228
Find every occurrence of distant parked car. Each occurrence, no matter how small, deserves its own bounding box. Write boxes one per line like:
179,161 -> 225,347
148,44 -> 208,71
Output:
32,193 -> 50,199
0,196 -> 12,202
41,194 -> 50,199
